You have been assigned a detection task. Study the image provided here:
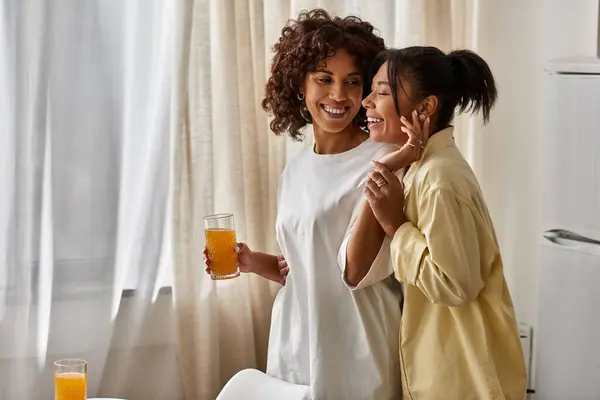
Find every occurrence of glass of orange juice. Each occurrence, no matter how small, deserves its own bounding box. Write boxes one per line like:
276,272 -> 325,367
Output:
204,213 -> 239,280
54,359 -> 87,400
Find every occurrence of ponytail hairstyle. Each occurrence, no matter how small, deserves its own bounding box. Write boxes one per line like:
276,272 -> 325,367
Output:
370,46 -> 497,130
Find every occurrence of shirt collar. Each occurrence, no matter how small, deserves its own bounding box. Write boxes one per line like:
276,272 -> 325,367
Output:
422,126 -> 455,158
402,126 -> 456,193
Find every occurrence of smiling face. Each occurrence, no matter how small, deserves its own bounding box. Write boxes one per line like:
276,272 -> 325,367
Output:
301,49 -> 364,135
362,61 -> 415,146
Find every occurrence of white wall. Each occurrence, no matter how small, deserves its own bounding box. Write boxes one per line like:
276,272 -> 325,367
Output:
474,0 -> 599,387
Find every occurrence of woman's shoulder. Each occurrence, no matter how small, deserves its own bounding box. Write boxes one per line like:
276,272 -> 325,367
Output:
414,147 -> 482,198
279,146 -> 312,179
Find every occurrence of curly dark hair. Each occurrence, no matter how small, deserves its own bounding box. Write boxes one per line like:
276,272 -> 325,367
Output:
261,9 -> 386,141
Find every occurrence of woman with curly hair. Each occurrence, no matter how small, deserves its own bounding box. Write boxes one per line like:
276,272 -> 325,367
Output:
207,8 -> 403,400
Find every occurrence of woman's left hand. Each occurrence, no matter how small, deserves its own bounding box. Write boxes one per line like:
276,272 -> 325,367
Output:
364,161 -> 409,237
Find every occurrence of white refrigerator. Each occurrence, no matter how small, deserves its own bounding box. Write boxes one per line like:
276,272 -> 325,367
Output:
536,56 -> 600,399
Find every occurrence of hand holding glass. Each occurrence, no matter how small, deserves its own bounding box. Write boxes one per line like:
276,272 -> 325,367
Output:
204,213 -> 240,280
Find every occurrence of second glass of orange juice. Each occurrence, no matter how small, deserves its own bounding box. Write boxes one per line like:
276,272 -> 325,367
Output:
204,213 -> 239,280
54,359 -> 87,400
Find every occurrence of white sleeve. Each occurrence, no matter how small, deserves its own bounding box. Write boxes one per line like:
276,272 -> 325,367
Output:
337,220 -> 394,290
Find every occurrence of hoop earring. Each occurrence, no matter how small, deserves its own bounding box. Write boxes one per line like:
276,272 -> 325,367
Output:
299,105 -> 311,122
297,93 -> 305,101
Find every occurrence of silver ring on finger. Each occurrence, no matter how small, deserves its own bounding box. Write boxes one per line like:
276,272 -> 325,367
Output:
375,178 -> 387,188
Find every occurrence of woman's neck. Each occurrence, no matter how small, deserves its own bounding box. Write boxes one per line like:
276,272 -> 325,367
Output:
312,124 -> 368,155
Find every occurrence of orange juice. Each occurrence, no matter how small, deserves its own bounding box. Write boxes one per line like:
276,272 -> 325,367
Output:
206,228 -> 239,279
55,372 -> 86,400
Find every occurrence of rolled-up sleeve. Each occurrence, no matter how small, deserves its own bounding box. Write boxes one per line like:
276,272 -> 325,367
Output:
338,228 -> 394,291
390,188 -> 495,306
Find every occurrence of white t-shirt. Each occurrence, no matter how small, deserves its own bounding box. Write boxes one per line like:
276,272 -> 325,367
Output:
267,138 -> 403,400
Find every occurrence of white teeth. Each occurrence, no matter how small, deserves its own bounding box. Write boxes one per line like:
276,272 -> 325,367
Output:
367,117 -> 384,123
323,106 -> 346,115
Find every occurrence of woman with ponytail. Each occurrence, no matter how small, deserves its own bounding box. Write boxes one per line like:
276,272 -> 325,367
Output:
340,46 -> 527,399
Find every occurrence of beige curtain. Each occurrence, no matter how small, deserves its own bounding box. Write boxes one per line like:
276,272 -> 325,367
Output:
172,2 -> 287,399
171,1 -> 478,399
419,0 -> 481,161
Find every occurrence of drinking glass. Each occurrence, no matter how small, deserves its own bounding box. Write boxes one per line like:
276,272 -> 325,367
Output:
204,213 -> 239,280
54,359 -> 87,400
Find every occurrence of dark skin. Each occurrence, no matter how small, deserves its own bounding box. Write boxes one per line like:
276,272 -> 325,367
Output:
344,61 -> 437,286
344,111 -> 430,286
236,67 -> 435,286
204,245 -> 287,285
268,112 -> 431,286
210,78 -> 434,287
204,50 -> 369,285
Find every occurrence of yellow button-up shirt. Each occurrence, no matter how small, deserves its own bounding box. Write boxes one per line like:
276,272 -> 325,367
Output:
391,127 -> 527,400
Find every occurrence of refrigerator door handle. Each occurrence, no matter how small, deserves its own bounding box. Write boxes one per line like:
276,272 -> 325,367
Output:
543,229 -> 600,246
